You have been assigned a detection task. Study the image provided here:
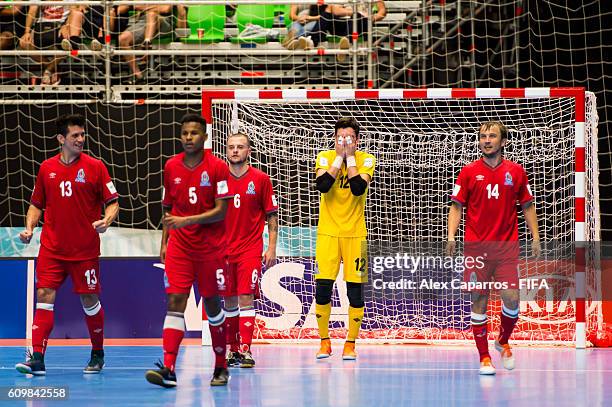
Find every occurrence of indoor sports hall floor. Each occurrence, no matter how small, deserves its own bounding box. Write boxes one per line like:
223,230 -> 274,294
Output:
0,343 -> 610,406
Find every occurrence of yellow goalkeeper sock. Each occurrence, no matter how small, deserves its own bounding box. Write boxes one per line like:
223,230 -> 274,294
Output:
315,303 -> 332,339
347,306 -> 364,342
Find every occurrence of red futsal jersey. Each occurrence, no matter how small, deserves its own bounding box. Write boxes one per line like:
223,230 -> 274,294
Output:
30,153 -> 118,260
226,167 -> 278,260
162,150 -> 233,259
451,158 -> 533,242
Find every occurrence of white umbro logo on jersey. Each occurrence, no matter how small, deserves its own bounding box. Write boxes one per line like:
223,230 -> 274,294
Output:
49,172 -> 56,179
174,177 -> 182,185
476,175 -> 484,181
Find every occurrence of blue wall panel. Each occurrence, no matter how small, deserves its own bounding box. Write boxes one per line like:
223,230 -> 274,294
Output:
0,260 -> 28,338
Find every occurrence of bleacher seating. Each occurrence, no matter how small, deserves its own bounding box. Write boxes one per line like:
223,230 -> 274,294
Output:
0,1 -> 449,89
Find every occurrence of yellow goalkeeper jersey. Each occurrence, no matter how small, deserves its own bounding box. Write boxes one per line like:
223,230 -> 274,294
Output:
315,150 -> 376,237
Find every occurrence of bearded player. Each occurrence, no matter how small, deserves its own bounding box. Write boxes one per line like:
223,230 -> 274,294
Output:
16,114 -> 119,376
222,132 -> 278,368
447,121 -> 541,375
145,114 -> 232,387
314,117 -> 375,360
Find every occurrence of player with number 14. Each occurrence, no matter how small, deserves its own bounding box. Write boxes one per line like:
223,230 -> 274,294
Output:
447,121 -> 540,375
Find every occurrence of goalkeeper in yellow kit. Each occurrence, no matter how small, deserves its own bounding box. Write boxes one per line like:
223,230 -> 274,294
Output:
314,117 -> 375,360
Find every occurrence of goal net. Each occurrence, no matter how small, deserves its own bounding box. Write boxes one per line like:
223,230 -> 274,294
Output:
205,88 -> 601,346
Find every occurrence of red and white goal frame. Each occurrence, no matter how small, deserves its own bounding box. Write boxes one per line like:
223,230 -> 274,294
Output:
201,87 -> 596,348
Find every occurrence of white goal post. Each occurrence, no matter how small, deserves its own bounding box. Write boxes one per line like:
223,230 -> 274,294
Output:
202,88 -> 600,348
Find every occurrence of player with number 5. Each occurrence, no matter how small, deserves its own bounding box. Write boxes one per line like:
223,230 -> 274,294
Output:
447,121 -> 541,375
16,114 -> 119,376
145,114 -> 233,388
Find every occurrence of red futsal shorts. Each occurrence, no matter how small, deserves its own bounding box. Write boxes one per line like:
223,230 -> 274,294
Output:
463,256 -> 519,294
164,241 -> 226,297
219,256 -> 262,298
36,250 -> 100,294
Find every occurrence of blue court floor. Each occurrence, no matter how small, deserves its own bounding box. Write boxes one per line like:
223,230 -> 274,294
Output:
0,344 -> 610,406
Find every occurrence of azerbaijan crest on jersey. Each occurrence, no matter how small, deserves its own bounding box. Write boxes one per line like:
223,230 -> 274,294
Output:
75,168 -> 86,183
504,171 -> 513,186
200,171 -> 211,186
246,181 -> 256,195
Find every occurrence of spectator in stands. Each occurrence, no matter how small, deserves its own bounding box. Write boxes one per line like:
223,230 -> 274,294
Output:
312,1 -> 386,62
117,4 -> 186,84
282,4 -> 324,50
19,2 -> 73,85
59,6 -> 114,51
0,3 -> 26,50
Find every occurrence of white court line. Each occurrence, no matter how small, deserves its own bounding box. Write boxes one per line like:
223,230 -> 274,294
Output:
25,259 -> 35,344
2,367 -> 611,373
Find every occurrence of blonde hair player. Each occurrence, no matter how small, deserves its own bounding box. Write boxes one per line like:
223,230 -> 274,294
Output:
447,121 -> 541,375
314,117 -> 375,360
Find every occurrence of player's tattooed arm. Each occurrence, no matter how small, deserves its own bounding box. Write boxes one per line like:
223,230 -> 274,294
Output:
19,205 -> 43,244
264,212 -> 278,269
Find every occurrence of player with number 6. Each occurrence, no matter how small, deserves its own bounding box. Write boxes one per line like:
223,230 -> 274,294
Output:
221,132 -> 278,368
16,114 -> 119,376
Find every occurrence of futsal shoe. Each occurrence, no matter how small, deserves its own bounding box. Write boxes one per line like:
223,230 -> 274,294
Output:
226,349 -> 242,367
15,351 -> 46,376
342,341 -> 357,360
240,350 -> 255,368
479,357 -> 496,375
210,367 -> 230,386
83,350 -> 105,374
145,361 -> 177,388
316,338 -> 332,359
494,341 -> 515,370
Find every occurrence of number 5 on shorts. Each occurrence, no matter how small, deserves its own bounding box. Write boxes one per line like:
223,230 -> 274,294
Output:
216,269 -> 225,286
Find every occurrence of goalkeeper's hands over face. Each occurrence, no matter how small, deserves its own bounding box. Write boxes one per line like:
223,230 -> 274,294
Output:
335,135 -> 346,159
344,134 -> 357,157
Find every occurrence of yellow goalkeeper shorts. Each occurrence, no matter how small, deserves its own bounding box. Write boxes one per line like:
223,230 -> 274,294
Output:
315,234 -> 368,283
